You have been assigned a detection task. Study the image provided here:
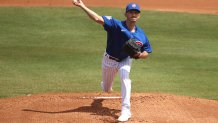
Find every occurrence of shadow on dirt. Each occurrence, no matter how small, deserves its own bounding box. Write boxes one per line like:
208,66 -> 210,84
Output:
22,99 -> 120,119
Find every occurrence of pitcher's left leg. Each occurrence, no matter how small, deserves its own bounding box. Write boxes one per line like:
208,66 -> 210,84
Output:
118,58 -> 132,122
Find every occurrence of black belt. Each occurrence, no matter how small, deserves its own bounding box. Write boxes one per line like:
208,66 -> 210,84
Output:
105,53 -> 121,62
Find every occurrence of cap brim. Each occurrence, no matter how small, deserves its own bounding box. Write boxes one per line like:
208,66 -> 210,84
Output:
126,9 -> 140,13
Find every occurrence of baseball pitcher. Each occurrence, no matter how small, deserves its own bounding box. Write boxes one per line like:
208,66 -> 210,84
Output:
73,0 -> 152,122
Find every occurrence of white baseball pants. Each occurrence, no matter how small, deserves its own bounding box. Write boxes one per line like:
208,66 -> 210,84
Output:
101,52 -> 132,115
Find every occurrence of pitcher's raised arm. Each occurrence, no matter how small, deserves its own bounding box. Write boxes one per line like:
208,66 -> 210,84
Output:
73,0 -> 104,25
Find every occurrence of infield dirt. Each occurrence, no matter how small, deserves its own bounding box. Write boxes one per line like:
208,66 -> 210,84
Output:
0,0 -> 218,14
0,0 -> 218,123
0,93 -> 218,123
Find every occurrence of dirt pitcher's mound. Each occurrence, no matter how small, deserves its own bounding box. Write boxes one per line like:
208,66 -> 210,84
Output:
0,93 -> 217,123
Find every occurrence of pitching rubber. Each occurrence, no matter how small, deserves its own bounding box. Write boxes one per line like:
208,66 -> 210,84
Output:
82,96 -> 122,99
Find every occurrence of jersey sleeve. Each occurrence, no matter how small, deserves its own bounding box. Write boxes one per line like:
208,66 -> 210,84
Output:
102,16 -> 117,31
142,37 -> 152,53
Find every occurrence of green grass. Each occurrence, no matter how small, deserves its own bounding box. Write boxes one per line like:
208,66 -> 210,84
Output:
0,7 -> 218,99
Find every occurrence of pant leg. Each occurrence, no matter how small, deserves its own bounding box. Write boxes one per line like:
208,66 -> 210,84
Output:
101,53 -> 118,92
118,57 -> 132,115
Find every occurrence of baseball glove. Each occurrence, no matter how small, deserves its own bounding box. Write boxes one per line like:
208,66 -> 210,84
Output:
122,38 -> 141,59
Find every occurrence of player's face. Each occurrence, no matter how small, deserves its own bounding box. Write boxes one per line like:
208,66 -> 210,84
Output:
125,10 -> 140,22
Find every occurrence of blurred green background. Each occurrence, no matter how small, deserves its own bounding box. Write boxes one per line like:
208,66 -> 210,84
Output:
0,7 -> 217,99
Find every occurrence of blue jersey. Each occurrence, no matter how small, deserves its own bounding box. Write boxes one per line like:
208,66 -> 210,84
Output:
102,16 -> 152,61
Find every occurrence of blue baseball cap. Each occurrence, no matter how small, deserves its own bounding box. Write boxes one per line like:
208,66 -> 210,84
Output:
126,3 -> 140,13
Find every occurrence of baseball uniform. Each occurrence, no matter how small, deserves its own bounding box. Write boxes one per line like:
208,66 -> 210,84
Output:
101,15 -> 152,117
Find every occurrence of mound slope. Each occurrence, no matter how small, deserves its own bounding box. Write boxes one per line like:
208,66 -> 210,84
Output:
0,93 -> 217,123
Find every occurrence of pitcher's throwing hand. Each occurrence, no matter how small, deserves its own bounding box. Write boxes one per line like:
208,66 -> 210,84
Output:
73,0 -> 84,7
